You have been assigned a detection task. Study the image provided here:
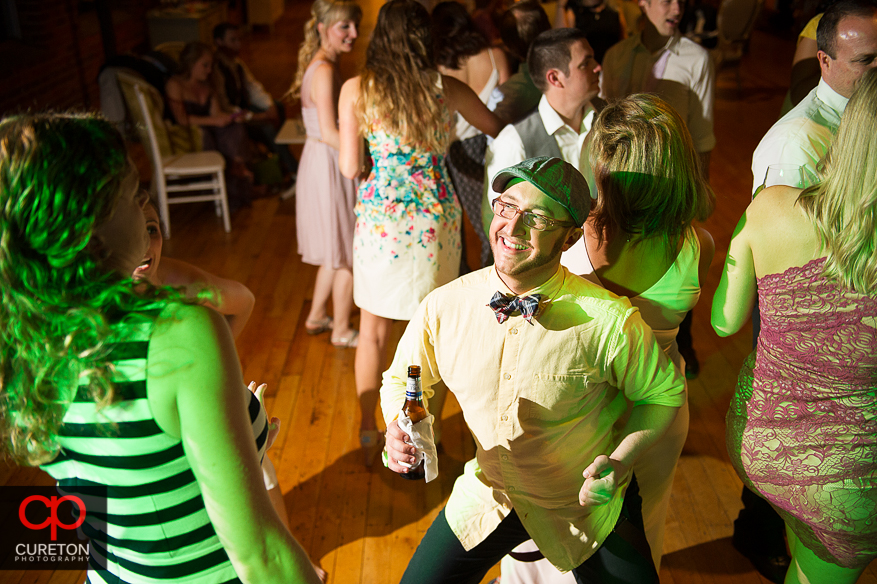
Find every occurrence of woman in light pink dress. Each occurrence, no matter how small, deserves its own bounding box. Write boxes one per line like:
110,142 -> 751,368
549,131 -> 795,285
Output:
288,0 -> 362,347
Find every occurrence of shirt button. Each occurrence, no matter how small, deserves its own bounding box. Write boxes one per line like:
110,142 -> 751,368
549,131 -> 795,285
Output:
502,454 -> 509,461
508,486 -> 516,492
503,373 -> 511,380
511,329 -> 518,335
501,414 -> 508,421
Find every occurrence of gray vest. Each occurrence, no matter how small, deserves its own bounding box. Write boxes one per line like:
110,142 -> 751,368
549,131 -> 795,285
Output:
513,109 -> 562,160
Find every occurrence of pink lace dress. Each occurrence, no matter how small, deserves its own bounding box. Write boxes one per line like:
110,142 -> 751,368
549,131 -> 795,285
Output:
726,258 -> 877,569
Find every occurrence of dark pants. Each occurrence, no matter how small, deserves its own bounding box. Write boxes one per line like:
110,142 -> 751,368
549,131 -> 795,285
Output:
676,310 -> 694,355
400,476 -> 657,584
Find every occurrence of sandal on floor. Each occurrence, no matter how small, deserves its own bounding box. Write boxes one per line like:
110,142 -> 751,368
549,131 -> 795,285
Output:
305,317 -> 333,336
331,330 -> 359,348
360,430 -> 384,468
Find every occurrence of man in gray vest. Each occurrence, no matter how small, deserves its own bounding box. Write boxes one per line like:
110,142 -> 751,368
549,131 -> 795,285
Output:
481,28 -> 602,236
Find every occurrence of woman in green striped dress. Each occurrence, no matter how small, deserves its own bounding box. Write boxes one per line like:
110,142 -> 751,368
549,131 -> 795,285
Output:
0,113 -> 321,584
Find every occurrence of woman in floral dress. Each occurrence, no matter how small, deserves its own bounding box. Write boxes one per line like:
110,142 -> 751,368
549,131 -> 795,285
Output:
339,0 -> 501,464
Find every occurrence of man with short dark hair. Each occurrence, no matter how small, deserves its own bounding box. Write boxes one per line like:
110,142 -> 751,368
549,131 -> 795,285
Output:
383,156 -> 685,584
212,23 -> 298,178
481,29 -> 601,236
750,0 -> 877,193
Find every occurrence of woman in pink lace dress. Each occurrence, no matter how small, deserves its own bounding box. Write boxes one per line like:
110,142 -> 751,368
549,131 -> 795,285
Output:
712,68 -> 877,584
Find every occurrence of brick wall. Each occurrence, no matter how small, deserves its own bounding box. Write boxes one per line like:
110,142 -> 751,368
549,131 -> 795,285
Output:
0,0 -> 150,114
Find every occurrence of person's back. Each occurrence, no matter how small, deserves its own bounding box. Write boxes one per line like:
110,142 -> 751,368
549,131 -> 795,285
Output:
714,68 -> 877,582
41,312 -> 269,582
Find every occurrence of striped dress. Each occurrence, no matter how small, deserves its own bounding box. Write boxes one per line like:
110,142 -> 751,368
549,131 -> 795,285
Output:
41,316 -> 269,584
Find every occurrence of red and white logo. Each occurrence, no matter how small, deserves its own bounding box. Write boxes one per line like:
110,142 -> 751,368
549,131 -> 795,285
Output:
19,495 -> 86,541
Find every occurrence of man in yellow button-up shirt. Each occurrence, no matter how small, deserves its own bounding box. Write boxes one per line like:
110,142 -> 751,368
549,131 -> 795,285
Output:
382,157 -> 685,584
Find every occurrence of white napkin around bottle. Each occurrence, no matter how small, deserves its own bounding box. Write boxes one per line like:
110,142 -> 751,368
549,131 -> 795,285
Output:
397,410 -> 439,482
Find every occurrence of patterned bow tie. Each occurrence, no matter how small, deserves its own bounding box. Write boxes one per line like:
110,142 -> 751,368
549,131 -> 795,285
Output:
488,291 -> 544,325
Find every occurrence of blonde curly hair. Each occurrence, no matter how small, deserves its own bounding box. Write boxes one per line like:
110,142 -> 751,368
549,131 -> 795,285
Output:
286,0 -> 362,100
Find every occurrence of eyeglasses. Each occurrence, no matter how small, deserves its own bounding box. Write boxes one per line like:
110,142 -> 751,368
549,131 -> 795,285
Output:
491,198 -> 575,231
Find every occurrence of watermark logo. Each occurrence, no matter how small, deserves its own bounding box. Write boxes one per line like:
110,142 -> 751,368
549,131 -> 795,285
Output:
1,486 -> 106,571
19,495 -> 86,541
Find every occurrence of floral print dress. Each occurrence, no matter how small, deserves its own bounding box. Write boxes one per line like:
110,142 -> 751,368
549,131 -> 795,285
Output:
352,86 -> 462,320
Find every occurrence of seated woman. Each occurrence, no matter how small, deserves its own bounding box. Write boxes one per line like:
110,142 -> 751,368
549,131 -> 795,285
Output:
165,41 -> 256,208
432,0 -> 511,270
0,112 -> 321,584
503,94 -> 715,582
713,68 -> 877,584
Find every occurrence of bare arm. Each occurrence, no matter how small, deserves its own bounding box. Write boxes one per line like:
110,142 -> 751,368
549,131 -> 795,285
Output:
338,77 -> 364,179
147,304 -> 321,584
311,62 -> 342,151
165,79 -> 232,127
442,75 -> 504,139
711,207 -> 757,337
493,48 -> 512,85
159,257 -> 255,339
579,404 -> 678,506
695,226 -> 715,287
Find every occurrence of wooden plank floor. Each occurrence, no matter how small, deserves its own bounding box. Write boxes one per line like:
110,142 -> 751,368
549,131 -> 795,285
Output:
3,1 -> 876,582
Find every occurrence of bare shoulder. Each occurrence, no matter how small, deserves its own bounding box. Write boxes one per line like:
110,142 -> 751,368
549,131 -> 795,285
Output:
339,75 -> 361,101
159,256 -> 204,289
747,186 -> 808,229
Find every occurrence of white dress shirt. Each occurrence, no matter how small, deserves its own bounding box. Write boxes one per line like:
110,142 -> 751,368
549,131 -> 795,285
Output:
601,33 -> 716,153
749,78 -> 848,195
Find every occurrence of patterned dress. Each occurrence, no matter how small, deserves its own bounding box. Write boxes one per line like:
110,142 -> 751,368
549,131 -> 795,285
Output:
353,84 -> 463,320
726,258 -> 877,569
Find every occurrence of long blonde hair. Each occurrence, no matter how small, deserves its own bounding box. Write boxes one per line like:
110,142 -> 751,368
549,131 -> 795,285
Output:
356,0 -> 448,153
797,68 -> 877,293
287,0 -> 362,100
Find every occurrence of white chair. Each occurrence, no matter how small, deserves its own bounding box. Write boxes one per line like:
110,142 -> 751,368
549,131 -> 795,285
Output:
117,72 -> 231,237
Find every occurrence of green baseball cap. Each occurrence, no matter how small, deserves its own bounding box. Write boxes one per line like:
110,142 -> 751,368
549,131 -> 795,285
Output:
491,156 -> 591,226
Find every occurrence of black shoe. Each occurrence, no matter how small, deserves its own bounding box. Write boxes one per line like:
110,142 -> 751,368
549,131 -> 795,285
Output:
732,528 -> 791,584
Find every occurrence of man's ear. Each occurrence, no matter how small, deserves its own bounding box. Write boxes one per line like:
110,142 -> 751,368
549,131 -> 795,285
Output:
546,68 -> 564,89
816,49 -> 833,76
562,227 -> 583,251
638,0 -> 649,11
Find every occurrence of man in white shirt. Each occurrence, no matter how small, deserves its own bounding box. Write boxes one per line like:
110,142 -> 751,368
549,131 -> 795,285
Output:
750,0 -> 877,194
480,28 -> 602,237
601,0 -> 715,174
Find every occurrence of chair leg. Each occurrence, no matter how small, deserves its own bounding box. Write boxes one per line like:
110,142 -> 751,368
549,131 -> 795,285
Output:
157,171 -> 172,239
217,171 -> 231,233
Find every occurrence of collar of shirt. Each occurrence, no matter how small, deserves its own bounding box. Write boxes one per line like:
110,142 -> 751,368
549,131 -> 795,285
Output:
537,95 -> 596,136
633,31 -> 681,56
488,263 -> 566,318
815,77 -> 850,120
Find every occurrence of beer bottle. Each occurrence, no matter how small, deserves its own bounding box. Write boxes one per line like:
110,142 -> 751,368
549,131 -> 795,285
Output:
400,365 -> 427,481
